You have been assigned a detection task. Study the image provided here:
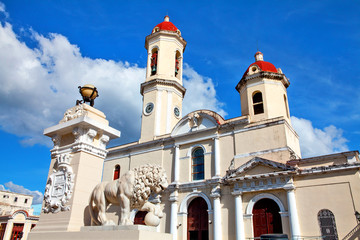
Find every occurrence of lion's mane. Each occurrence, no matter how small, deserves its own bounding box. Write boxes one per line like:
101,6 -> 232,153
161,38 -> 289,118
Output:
131,164 -> 167,209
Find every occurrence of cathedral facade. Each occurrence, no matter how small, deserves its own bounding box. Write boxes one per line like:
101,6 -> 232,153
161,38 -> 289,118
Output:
101,16 -> 360,240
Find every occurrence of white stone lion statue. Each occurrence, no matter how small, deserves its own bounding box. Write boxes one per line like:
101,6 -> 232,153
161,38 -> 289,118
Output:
88,164 -> 168,226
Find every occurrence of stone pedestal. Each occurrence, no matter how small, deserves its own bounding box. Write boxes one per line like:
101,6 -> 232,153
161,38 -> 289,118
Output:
29,104 -> 120,237
29,225 -> 172,240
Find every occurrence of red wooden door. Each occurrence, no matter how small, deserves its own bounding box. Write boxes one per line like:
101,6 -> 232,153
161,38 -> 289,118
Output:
10,223 -> 24,240
187,197 -> 208,240
252,199 -> 282,238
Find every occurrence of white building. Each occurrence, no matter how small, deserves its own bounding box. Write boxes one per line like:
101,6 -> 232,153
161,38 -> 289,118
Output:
0,190 -> 38,240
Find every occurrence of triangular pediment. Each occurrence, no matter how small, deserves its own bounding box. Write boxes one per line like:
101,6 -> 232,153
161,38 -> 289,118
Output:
228,157 -> 296,178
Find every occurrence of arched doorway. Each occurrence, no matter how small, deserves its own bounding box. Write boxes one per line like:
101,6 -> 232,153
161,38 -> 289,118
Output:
252,198 -> 283,237
187,197 -> 208,240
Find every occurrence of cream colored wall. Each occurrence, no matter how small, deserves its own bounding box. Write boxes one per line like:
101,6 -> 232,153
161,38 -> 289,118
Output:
240,78 -> 289,124
140,90 -> 157,142
217,134 -> 235,176
263,81 -> 289,121
234,123 -> 293,165
294,170 -> 360,238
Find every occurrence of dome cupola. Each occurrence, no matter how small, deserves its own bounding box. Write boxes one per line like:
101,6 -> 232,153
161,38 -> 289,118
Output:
243,52 -> 278,77
152,16 -> 181,36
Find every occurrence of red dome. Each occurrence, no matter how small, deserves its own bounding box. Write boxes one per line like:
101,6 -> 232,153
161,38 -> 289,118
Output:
242,54 -> 278,78
152,16 -> 178,33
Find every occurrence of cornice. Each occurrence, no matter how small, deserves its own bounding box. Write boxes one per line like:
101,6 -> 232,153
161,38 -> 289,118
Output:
140,78 -> 186,97
235,71 -> 290,92
145,31 -> 187,51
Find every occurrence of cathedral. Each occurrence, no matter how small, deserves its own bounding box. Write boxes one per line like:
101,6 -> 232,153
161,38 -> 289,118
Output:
30,16 -> 360,240
100,16 -> 360,240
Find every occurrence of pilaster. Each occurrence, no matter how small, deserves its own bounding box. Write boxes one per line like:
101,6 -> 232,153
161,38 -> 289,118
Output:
284,180 -> 301,240
210,185 -> 222,240
232,190 -> 245,240
169,190 -> 178,240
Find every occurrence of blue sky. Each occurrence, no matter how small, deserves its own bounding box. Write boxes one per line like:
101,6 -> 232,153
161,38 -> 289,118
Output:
0,1 -> 359,209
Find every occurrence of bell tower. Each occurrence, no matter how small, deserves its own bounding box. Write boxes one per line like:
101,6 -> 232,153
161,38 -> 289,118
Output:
140,16 -> 187,142
236,51 -> 291,123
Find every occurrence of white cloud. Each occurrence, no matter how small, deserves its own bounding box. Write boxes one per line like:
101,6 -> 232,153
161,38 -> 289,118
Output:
0,2 -> 8,18
1,182 -> 43,204
0,19 -> 226,146
183,64 -> 227,117
291,116 -> 349,158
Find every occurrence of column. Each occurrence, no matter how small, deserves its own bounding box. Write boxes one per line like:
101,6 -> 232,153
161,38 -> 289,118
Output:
173,145 -> 180,183
286,187 -> 301,239
213,137 -> 220,178
213,196 -> 222,240
3,221 -> 13,240
232,191 -> 245,240
169,190 -> 178,240
211,185 -> 222,240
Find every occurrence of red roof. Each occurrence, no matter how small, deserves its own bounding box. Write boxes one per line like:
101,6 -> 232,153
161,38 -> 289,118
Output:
152,16 -> 178,33
242,61 -> 278,78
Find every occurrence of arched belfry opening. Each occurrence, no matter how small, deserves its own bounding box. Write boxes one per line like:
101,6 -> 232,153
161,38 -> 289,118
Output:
175,51 -> 181,78
187,197 -> 209,240
252,198 -> 283,237
151,48 -> 158,76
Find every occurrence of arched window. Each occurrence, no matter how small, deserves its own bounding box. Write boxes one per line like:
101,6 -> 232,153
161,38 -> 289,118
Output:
192,148 -> 204,181
253,91 -> 264,115
175,51 -> 181,77
151,48 -> 158,76
318,209 -> 338,240
113,165 -> 120,180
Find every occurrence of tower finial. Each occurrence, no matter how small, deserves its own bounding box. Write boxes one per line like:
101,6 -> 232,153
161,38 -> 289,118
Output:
164,15 -> 169,22
254,51 -> 264,61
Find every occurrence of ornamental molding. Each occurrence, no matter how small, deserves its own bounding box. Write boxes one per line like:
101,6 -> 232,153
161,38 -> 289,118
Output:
230,175 -> 293,194
210,184 -> 221,199
236,71 -> 289,92
50,126 -> 109,158
140,78 -> 186,96
43,153 -> 75,214
51,134 -> 61,148
72,142 -> 108,158
72,127 -> 98,145
60,104 -> 88,123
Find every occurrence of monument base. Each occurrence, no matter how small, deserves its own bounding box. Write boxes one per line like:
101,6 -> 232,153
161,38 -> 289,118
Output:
28,225 -> 172,240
